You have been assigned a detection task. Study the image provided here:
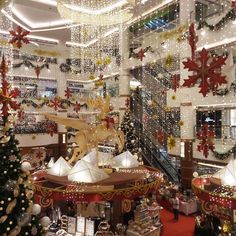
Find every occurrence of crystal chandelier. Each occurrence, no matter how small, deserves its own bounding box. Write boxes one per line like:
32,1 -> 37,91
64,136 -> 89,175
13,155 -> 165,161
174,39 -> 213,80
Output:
57,0 -> 134,26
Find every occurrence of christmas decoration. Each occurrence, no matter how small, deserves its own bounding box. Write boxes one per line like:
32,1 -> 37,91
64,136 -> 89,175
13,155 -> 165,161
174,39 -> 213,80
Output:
0,78 -> 20,116
0,55 -> 8,79
167,135 -> 176,150
120,109 -> 142,163
125,98 -> 130,108
13,60 -> 49,79
46,122 -> 57,137
182,48 -> 227,96
164,54 -> 173,68
64,87 -> 72,99
188,23 -> 198,60
197,8 -> 236,31
154,129 -> 166,145
9,26 -> 30,49
73,101 -> 81,113
178,120 -> 184,127
0,97 -> 43,234
171,95 -> 176,100
137,48 -> 145,61
17,109 -> 25,122
101,116 -> 115,129
48,97 -> 61,111
196,123 -> 215,158
213,145 -> 236,160
171,74 -> 180,92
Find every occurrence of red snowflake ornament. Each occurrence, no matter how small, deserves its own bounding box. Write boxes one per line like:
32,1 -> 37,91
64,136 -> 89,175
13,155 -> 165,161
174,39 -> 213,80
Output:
197,123 -> 215,158
138,49 -> 145,61
188,23 -> 198,60
0,55 -> 8,79
47,123 -> 57,137
17,109 -> 25,122
0,79 -> 20,116
171,74 -> 180,92
154,129 -> 166,145
9,26 -> 30,49
49,97 -> 61,111
74,101 -> 81,113
182,48 -> 227,97
64,88 -> 72,99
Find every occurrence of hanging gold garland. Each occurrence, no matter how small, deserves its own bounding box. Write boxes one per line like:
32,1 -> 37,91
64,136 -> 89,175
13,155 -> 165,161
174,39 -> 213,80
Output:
164,54 -> 173,68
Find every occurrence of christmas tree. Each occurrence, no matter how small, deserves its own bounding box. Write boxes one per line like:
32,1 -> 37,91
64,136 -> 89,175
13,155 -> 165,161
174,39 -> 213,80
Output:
120,109 -> 142,163
0,56 -> 44,235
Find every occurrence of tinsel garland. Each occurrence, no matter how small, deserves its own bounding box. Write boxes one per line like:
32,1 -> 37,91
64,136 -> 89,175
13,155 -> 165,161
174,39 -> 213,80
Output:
197,8 -> 236,31
21,98 -> 88,110
215,81 -> 236,96
213,145 -> 236,160
13,60 -> 49,70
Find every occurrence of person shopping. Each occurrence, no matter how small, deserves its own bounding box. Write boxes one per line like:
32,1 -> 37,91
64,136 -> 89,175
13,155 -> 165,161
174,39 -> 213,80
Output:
172,193 -> 180,221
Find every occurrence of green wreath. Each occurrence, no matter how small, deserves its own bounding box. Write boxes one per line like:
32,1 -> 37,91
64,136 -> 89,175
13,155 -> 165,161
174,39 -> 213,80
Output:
213,145 -> 236,160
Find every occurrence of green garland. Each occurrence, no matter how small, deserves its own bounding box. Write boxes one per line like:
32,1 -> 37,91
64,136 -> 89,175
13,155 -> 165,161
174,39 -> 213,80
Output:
213,145 -> 236,160
197,8 -> 236,31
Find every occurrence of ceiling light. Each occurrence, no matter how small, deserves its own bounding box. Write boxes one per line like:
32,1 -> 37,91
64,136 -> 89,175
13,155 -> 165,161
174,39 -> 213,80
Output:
57,0 -> 133,26
198,162 -> 224,169
30,0 -> 57,7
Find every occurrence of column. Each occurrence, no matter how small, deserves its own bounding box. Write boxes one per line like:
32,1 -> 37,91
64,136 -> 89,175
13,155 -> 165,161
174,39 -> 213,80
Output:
179,0 -> 195,188
119,26 -> 131,121
57,58 -> 68,157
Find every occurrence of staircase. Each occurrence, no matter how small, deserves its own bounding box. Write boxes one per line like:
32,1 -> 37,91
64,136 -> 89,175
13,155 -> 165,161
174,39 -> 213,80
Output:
130,62 -> 180,182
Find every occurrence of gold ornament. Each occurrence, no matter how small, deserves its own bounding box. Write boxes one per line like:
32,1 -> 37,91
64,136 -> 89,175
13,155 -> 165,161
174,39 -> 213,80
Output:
14,187 -> 19,197
0,215 -> 7,223
167,135 -> 176,150
26,190 -> 34,199
26,201 -> 33,214
0,135 -> 10,144
9,226 -> 22,236
6,199 -> 17,214
171,95 -> 176,100
104,57 -> 111,65
96,58 -> 103,66
165,54 -> 173,68
89,74 -> 95,80
178,120 -> 184,126
32,135 -> 36,140
18,177 -> 23,184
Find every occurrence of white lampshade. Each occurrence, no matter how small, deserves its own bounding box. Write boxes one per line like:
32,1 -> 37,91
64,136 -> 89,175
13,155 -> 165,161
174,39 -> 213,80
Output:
82,150 -> 113,166
47,157 -> 71,176
68,160 -> 109,183
214,159 -> 236,186
113,151 -> 139,168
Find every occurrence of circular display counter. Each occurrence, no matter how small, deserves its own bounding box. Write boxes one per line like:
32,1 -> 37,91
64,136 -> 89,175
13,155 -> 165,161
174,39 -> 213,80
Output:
32,166 -> 163,207
192,176 -> 236,220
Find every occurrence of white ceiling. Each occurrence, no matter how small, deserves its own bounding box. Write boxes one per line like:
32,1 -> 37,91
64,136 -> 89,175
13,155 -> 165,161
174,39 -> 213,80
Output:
0,0 -> 173,46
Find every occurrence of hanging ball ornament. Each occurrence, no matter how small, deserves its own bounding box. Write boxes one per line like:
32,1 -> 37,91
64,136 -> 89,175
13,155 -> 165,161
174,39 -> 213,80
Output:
32,204 -> 41,215
21,162 -> 32,172
193,172 -> 199,178
40,216 -> 51,228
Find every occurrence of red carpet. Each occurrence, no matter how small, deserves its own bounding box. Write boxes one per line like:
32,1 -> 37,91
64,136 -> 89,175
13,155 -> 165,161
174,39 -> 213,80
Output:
160,209 -> 195,236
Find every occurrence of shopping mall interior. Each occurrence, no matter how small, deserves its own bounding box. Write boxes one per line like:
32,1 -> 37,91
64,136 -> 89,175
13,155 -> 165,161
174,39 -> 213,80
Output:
0,0 -> 236,235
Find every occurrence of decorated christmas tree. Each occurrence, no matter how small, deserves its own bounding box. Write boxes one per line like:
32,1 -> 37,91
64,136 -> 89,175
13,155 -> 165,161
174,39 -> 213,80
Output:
0,56 -> 44,235
120,109 -> 142,163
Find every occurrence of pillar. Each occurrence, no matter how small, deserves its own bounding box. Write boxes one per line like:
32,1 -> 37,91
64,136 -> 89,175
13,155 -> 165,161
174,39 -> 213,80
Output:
119,26 -> 131,121
179,0 -> 195,188
57,58 -> 68,157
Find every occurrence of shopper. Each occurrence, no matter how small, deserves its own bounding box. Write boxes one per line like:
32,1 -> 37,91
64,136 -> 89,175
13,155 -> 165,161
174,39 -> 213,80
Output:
172,193 -> 180,221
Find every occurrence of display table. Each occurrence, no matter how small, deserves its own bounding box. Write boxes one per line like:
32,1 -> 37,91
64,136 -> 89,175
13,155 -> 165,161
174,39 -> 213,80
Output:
127,226 -> 161,236
179,200 -> 197,215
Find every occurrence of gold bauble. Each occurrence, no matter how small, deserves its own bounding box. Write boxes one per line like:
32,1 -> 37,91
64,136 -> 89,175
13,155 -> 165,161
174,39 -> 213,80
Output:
6,199 -> 17,214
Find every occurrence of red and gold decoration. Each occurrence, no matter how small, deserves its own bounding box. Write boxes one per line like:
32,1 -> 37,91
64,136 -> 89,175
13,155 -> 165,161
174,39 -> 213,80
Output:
17,109 -> 25,122
0,78 -> 20,116
48,97 -> 61,111
46,123 -> 57,137
0,55 -> 8,79
64,87 -> 72,99
196,123 -> 215,158
9,26 -> 30,49
188,23 -> 198,60
73,101 -> 81,113
101,116 -> 115,129
154,129 -> 166,146
171,74 -> 180,92
167,135 -> 176,150
183,22 -> 228,96
137,48 -> 146,61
